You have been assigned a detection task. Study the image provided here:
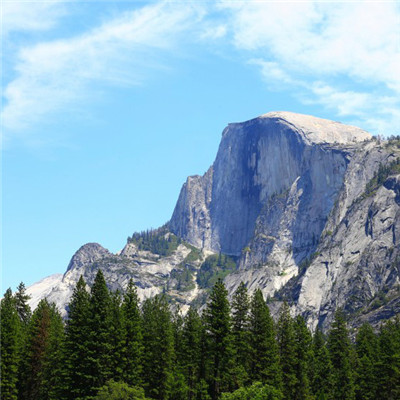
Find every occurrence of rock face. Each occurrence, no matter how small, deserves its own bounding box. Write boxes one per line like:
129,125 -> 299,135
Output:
27,111 -> 400,330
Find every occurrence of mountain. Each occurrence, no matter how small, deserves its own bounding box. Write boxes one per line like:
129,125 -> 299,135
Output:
26,112 -> 400,330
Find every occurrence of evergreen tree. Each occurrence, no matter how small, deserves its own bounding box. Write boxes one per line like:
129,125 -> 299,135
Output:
122,279 -> 143,388
375,318 -> 400,400
204,279 -> 234,399
109,290 -> 125,382
142,295 -> 174,400
327,309 -> 355,400
249,289 -> 281,390
14,282 -> 32,326
86,270 -> 113,396
19,299 -> 65,400
180,307 -> 203,400
277,302 -> 297,400
0,288 -> 22,400
311,327 -> 333,399
231,282 -> 251,387
293,315 -> 312,400
355,323 -> 378,400
64,275 -> 91,400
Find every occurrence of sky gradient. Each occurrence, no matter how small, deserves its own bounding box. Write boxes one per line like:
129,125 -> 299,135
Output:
2,0 -> 400,291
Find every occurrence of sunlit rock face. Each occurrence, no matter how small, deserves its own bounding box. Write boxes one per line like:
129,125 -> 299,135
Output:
27,112 -> 400,331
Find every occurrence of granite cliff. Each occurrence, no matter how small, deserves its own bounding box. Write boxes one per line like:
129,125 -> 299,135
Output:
27,112 -> 400,330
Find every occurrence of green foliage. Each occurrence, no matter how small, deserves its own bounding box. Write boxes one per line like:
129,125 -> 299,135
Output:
231,282 -> 251,387
170,267 -> 196,291
204,279 -> 234,399
197,254 -> 237,289
94,379 -> 148,400
19,299 -> 65,400
64,275 -> 91,400
361,158 -> 400,199
277,302 -> 297,400
142,295 -> 175,400
249,289 -> 281,390
15,282 -> 32,326
328,309 -> 355,400
122,279 -> 143,387
220,382 -> 283,400
128,226 -> 181,256
0,288 -> 22,400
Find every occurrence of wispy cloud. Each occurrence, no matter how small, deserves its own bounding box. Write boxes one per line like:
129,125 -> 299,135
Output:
219,1 -> 400,134
2,1 -> 67,36
2,2 -> 203,144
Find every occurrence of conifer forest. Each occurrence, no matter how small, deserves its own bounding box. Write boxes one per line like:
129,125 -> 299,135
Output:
1,271 -> 400,400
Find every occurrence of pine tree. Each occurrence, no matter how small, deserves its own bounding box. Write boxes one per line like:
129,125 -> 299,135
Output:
355,323 -> 378,400
277,302 -> 297,400
311,327 -> 333,399
375,318 -> 400,400
181,307 -> 202,400
121,278 -> 143,388
109,290 -> 125,382
19,299 -> 65,400
142,295 -> 174,400
40,303 -> 66,400
0,288 -> 22,400
86,270 -> 113,396
231,282 -> 251,387
14,282 -> 32,326
293,315 -> 312,400
249,289 -> 281,390
64,275 -> 91,400
328,309 -> 355,400
204,279 -> 234,400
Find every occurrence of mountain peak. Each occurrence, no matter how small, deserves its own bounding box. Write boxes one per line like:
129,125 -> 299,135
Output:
258,111 -> 372,145
66,243 -> 110,272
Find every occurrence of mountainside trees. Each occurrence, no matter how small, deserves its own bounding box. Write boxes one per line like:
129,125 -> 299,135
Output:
2,276 -> 400,400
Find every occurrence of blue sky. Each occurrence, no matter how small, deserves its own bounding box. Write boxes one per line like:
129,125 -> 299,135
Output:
2,0 -> 400,292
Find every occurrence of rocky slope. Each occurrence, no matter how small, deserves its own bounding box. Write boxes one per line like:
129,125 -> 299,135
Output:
27,112 -> 400,330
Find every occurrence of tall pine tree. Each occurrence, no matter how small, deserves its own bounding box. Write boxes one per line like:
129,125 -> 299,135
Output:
231,282 -> 251,387
142,295 -> 175,400
86,270 -> 113,396
0,288 -> 22,400
121,278 -> 143,388
64,275 -> 91,400
204,279 -> 234,400
249,289 -> 281,390
277,302 -> 297,400
328,308 -> 355,400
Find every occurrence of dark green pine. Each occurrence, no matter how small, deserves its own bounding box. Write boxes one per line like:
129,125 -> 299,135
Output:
14,282 -> 32,326
121,278 -> 143,388
375,318 -> 400,400
204,278 -> 234,400
0,288 -> 22,400
64,275 -> 91,400
19,299 -> 64,400
355,323 -> 378,400
86,270 -> 113,396
180,307 -> 203,400
277,302 -> 298,400
311,327 -> 333,399
109,290 -> 125,382
142,295 -> 175,400
328,308 -> 355,400
231,282 -> 251,388
293,315 -> 312,400
249,289 -> 281,390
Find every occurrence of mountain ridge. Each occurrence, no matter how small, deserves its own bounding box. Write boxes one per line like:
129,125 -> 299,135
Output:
26,112 -> 400,330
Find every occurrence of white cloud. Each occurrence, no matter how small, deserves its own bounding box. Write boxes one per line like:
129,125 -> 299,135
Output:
219,0 -> 400,134
2,1 -> 67,35
2,2 -> 203,143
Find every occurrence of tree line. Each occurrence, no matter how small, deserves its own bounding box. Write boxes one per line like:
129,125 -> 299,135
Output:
1,272 -> 400,400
